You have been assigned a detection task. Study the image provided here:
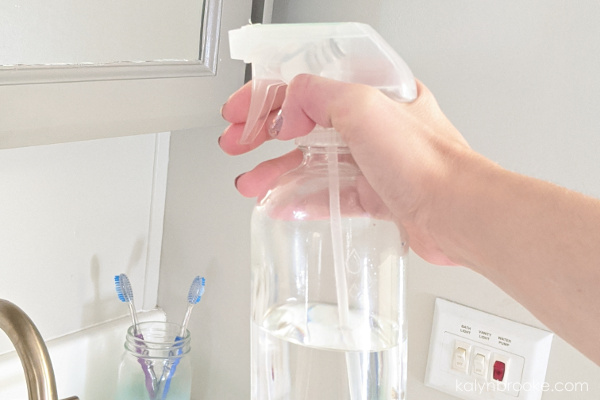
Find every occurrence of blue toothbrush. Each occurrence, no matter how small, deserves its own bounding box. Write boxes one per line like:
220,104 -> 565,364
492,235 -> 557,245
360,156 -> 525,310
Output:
115,273 -> 157,399
179,276 -> 205,338
161,276 -> 205,399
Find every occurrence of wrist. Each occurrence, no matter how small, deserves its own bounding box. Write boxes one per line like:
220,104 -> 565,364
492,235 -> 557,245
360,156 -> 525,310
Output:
420,146 -> 505,269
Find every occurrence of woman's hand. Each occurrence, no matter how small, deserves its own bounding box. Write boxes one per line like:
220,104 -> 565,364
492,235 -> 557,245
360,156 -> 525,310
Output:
219,74 -> 473,266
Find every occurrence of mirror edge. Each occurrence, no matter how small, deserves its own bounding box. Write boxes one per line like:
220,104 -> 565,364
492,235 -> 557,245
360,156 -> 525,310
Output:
0,0 -> 223,86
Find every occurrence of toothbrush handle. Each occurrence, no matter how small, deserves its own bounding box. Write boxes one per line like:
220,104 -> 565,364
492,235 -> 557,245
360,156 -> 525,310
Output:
135,333 -> 157,399
180,304 -> 194,337
129,303 -> 140,333
161,336 -> 183,400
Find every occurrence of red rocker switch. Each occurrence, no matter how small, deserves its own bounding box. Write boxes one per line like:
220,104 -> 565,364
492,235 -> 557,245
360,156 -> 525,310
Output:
493,360 -> 506,381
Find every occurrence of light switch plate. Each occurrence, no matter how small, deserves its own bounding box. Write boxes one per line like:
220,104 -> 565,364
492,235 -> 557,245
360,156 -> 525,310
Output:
425,298 -> 553,400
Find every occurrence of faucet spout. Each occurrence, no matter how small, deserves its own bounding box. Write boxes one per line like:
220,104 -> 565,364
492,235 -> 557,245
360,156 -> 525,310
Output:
0,299 -> 58,400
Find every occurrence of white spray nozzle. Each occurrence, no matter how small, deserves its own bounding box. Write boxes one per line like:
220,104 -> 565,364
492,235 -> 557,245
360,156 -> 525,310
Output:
229,22 -> 417,144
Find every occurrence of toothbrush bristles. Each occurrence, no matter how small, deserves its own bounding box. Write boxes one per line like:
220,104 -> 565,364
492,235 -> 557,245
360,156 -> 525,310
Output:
179,276 -> 206,337
114,276 -> 126,302
114,273 -> 140,333
115,273 -> 135,303
187,276 -> 206,305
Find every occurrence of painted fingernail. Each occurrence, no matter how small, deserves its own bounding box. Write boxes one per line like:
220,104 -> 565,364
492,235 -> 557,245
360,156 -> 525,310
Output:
234,173 -> 244,189
268,110 -> 283,138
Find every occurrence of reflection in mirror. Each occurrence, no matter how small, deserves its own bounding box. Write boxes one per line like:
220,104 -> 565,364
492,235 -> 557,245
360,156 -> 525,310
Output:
0,0 -> 222,84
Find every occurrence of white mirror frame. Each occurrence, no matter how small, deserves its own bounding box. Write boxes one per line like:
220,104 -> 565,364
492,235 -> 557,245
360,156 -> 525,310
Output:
0,0 -> 222,85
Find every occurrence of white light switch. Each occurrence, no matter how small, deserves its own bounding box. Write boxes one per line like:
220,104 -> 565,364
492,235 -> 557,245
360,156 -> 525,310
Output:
452,343 -> 469,373
425,298 -> 553,400
472,352 -> 487,377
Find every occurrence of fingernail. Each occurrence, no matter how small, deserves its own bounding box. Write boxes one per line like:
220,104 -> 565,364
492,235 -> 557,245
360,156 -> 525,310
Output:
217,135 -> 222,147
234,173 -> 244,189
268,110 -> 283,138
220,102 -> 227,119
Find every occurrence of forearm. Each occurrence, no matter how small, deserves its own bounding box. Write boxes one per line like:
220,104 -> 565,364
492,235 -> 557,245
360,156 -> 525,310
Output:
434,150 -> 600,363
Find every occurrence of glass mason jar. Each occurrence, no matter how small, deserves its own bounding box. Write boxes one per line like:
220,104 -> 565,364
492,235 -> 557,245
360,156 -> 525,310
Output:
116,321 -> 192,400
250,128 -> 408,400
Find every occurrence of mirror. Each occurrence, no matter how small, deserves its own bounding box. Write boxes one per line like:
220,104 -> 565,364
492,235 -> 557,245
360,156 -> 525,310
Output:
0,0 -> 222,84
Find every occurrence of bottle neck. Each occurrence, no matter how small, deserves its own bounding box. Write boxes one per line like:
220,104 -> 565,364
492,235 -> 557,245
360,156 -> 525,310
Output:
299,143 -> 351,154
298,144 -> 356,166
295,126 -> 347,147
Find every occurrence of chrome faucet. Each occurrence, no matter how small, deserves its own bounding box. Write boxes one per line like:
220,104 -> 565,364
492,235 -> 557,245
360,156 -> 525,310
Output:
0,299 -> 78,400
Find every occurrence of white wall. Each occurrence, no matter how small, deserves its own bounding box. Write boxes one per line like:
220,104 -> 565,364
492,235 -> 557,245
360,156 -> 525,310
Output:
160,126 -> 294,399
270,1 -> 600,399
0,133 -> 169,398
0,134 -> 167,347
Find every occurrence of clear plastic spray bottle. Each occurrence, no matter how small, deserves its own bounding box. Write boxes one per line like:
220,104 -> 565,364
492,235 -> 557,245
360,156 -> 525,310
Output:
229,23 -> 417,400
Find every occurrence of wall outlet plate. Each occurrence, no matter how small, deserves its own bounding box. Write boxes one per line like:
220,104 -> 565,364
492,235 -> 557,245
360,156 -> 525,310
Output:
425,298 -> 553,400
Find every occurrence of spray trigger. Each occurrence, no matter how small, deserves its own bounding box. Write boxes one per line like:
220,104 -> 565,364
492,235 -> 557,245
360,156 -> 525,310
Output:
229,22 -> 417,144
240,80 -> 287,144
